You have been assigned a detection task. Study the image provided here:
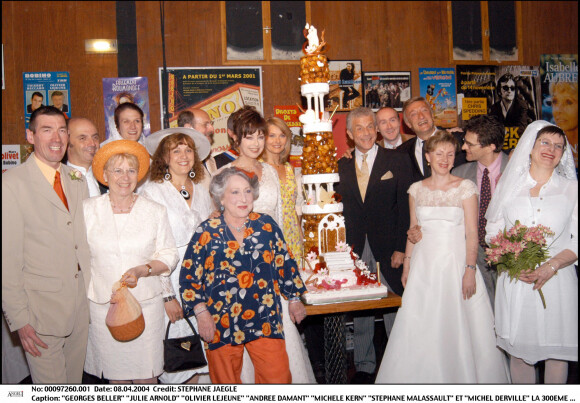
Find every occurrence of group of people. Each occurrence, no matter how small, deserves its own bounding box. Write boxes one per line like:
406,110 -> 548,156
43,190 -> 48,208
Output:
2,94 -> 577,385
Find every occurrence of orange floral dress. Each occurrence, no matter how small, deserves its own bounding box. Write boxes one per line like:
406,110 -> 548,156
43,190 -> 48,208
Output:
180,212 -> 305,351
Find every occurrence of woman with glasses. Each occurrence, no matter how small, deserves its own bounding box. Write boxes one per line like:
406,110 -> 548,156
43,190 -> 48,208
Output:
486,121 -> 578,383
83,140 -> 178,384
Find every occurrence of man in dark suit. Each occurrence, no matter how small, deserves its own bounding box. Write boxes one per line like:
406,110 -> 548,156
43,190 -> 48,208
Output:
397,96 -> 467,182
489,73 -> 534,139
337,107 -> 413,383
51,91 -> 69,113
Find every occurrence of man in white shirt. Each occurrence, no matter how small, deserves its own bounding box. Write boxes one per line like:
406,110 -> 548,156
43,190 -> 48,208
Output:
376,107 -> 413,149
66,117 -> 102,197
397,96 -> 466,181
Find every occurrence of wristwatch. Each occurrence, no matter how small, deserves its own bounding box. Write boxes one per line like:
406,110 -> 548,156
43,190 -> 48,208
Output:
145,263 -> 153,277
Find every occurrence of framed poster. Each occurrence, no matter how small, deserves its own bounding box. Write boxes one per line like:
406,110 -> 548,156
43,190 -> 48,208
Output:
418,68 -> 457,128
159,67 -> 263,155
327,60 -> 362,112
363,71 -> 411,112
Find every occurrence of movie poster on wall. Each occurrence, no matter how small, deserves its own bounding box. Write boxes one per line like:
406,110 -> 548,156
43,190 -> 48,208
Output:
419,68 -> 457,128
327,60 -> 363,112
23,71 -> 70,130
540,54 -> 578,168
490,65 -> 541,151
455,65 -> 496,124
159,67 -> 262,155
2,144 -> 33,173
274,105 -> 304,171
102,77 -> 151,140
362,71 -> 411,112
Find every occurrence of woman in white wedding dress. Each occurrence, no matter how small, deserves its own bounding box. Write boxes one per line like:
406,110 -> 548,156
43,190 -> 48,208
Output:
375,131 -> 509,383
485,121 -> 577,384
218,106 -> 315,383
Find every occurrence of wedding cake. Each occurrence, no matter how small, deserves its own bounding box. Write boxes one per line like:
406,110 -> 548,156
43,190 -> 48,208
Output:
298,24 -> 388,305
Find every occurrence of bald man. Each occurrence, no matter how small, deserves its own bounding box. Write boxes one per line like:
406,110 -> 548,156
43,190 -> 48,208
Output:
65,117 -> 105,197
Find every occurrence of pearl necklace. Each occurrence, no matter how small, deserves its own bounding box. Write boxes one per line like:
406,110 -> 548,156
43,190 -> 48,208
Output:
110,193 -> 137,213
227,218 -> 248,233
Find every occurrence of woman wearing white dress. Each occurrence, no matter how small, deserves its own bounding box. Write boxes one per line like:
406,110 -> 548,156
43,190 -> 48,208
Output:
84,140 -> 178,383
141,128 -> 213,384
485,121 -> 577,383
375,131 -> 509,383
220,106 -> 315,383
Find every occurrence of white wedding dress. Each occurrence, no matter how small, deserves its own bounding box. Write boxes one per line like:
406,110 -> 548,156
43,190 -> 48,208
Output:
375,180 -> 509,383
221,162 -> 315,383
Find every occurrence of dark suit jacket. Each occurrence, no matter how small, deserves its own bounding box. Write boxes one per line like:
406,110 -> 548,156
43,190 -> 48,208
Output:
214,149 -> 238,169
336,147 -> 413,296
396,131 -> 467,183
27,104 -> 44,114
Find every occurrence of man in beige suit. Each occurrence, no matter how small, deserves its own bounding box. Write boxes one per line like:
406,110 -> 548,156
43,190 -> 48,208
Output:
2,106 -> 91,383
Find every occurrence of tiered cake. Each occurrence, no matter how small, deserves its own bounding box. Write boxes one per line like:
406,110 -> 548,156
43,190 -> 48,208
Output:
298,24 -> 388,305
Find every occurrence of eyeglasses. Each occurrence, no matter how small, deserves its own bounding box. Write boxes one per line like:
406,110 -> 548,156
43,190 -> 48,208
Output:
538,139 -> 565,151
108,168 -> 138,177
463,140 -> 481,148
501,85 -> 516,92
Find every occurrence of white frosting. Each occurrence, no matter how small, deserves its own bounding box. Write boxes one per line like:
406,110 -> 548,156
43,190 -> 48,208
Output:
303,121 -> 333,134
302,203 -> 343,215
302,173 -> 340,184
301,83 -> 330,96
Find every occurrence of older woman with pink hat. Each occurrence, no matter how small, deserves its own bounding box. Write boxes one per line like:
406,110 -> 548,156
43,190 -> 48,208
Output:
83,139 -> 178,384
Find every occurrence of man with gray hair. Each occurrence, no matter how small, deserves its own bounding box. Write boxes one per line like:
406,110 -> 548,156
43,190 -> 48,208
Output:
336,107 -> 414,383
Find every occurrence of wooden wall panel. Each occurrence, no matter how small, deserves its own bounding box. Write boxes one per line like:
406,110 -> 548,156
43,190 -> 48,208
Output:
1,1 -> 117,145
2,1 -> 578,146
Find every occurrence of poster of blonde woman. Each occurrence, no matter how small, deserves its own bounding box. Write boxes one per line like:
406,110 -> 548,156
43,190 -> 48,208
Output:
541,54 -> 578,168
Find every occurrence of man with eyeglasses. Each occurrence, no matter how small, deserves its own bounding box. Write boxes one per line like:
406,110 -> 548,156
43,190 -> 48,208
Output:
490,73 -> 535,147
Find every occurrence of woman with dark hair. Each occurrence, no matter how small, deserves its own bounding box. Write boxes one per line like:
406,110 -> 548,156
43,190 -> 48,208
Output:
141,128 -> 212,384
486,121 -> 577,383
179,168 -> 307,383
102,103 -> 146,146
376,131 -> 509,383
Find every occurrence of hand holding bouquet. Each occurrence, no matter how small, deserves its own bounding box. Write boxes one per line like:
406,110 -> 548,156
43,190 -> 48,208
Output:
485,220 -> 554,309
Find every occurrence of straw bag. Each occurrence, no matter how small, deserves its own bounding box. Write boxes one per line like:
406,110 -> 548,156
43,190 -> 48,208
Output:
105,280 -> 145,342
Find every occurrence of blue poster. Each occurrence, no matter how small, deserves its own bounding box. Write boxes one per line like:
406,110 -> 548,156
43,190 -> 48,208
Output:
23,71 -> 70,130
419,68 -> 458,128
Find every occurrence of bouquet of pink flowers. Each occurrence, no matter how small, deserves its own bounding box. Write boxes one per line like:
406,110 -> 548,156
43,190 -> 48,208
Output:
485,220 -> 554,309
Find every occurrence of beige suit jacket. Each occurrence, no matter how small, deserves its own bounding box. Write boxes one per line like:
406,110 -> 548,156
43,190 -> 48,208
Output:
2,155 -> 91,337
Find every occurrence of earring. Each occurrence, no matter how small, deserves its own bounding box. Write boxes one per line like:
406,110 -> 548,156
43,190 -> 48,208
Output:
220,205 -> 224,212
189,169 -> 196,179
164,168 -> 172,181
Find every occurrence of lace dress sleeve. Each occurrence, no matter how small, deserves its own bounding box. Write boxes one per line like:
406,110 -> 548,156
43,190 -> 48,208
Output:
458,179 -> 478,200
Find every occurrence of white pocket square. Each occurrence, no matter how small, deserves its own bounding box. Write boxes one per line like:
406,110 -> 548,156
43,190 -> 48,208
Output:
381,171 -> 394,180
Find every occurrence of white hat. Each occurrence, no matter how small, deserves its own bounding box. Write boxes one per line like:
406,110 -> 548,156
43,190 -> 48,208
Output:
143,127 -> 211,161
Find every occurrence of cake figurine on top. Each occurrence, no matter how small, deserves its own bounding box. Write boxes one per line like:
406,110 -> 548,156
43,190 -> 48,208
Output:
298,24 -> 388,305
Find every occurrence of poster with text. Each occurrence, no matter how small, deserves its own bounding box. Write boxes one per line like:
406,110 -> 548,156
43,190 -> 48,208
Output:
2,144 -> 34,173
456,65 -> 496,123
274,105 -> 303,170
491,65 -> 541,151
327,60 -> 363,112
362,71 -> 411,112
23,71 -> 70,130
159,67 -> 262,155
540,54 -> 578,168
419,68 -> 457,128
102,77 -> 151,140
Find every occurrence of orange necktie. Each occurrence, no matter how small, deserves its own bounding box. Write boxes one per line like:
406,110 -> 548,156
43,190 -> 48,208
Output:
54,170 -> 69,211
